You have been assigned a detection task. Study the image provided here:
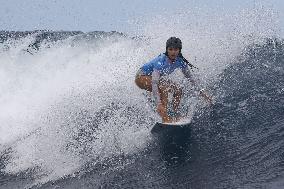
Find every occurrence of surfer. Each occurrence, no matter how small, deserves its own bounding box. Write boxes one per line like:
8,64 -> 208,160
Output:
135,37 -> 212,123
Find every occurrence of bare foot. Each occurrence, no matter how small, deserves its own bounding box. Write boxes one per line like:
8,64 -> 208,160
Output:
174,116 -> 182,122
162,116 -> 174,123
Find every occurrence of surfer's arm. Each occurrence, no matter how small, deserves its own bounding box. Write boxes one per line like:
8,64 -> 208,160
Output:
152,69 -> 161,104
182,67 -> 202,92
182,67 -> 213,103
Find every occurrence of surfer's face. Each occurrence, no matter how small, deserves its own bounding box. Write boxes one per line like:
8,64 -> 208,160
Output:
167,47 -> 180,61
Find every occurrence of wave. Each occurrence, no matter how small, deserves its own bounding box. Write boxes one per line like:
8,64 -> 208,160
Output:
0,6 -> 283,189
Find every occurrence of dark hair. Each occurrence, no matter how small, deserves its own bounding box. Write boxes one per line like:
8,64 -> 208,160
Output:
180,53 -> 198,69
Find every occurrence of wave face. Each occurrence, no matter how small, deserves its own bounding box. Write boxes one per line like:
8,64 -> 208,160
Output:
0,7 -> 283,189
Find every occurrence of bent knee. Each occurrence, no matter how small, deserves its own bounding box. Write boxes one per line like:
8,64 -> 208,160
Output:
135,77 -> 140,86
135,76 -> 143,89
135,75 -> 152,91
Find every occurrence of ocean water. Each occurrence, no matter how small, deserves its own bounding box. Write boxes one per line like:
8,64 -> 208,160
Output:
0,7 -> 283,189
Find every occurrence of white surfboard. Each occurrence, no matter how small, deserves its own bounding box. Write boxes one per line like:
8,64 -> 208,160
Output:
151,118 -> 192,133
157,118 -> 192,126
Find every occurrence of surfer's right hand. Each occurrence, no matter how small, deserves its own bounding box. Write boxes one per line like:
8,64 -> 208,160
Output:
199,89 -> 214,105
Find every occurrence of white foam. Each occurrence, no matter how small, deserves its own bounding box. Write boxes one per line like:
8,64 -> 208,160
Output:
0,4 -> 280,187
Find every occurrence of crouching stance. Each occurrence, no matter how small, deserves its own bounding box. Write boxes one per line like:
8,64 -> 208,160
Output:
135,37 -> 212,123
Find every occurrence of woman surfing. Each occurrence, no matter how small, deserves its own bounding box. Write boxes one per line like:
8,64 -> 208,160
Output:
135,37 -> 212,123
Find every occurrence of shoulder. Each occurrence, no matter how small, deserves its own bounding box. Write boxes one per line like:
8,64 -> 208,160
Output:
153,53 -> 166,62
151,54 -> 165,67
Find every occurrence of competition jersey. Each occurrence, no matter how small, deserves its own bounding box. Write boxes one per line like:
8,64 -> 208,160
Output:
141,54 -> 188,76
140,53 -> 195,104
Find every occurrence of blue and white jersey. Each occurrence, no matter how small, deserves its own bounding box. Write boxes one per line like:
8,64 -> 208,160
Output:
141,54 -> 188,76
140,53 -> 196,104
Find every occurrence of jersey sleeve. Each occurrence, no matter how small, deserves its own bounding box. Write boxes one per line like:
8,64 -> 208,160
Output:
152,57 -> 163,71
141,55 -> 161,74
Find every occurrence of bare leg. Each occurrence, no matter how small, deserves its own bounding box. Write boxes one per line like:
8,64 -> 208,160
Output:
135,75 -> 152,91
135,75 -> 171,122
172,87 -> 182,113
172,87 -> 182,121
158,85 -> 172,123
158,79 -> 184,123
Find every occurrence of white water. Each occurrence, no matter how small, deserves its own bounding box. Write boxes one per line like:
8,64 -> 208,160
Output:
0,5 -> 280,186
